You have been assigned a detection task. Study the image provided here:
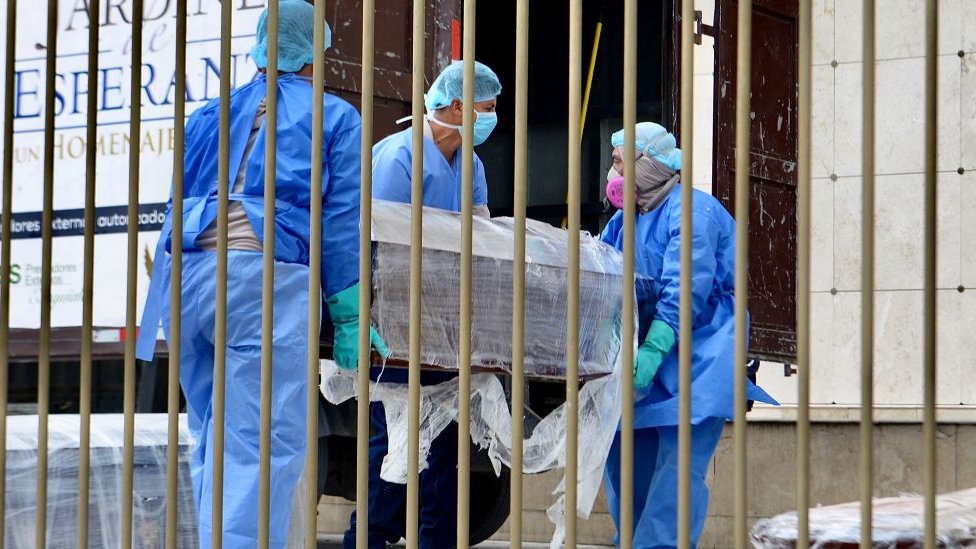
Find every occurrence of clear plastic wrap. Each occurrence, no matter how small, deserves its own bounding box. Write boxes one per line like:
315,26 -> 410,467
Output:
370,199 -> 626,379
750,488 -> 976,549
4,413 -> 309,548
4,414 -> 197,548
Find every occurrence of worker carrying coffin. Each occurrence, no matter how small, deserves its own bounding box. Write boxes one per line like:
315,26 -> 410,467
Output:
600,122 -> 778,549
136,1 -> 386,547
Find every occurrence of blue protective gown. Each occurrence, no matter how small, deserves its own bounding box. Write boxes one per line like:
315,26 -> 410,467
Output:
342,124 -> 488,549
137,73 -> 362,548
600,184 -> 777,548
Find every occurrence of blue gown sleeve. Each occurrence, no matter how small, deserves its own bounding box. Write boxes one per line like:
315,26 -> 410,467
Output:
322,115 -> 363,298
473,157 -> 488,206
600,211 -> 623,247
654,200 -> 722,334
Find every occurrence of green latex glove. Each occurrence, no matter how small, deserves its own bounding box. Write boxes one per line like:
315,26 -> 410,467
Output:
634,319 -> 676,389
326,284 -> 390,371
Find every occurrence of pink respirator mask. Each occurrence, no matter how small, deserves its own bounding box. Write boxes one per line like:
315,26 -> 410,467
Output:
605,174 -> 635,211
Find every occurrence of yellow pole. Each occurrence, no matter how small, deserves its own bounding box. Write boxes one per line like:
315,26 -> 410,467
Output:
561,20 -> 603,229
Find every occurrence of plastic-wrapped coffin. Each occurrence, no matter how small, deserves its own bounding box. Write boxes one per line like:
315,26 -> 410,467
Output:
370,199 -> 632,380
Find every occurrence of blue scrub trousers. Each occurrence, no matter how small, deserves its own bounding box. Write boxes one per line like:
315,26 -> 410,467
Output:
604,418 -> 726,549
343,401 -> 460,549
163,251 -> 310,549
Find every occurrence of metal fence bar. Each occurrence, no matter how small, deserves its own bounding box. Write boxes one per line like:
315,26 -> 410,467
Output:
509,0 -> 529,545
456,2 -> 476,547
36,1 -> 59,545
212,1 -> 234,545
922,1 -> 938,547
565,0 -> 583,545
619,0 -> 637,545
259,2 -> 280,547
677,0 -> 695,547
0,0 -> 16,541
307,1 -> 327,547
733,1 -> 753,548
356,0 -> 376,545
859,2 -> 876,548
796,1 -> 813,548
77,0 -> 101,544
167,2 -> 188,548
122,1 -> 144,547
406,0 -> 425,543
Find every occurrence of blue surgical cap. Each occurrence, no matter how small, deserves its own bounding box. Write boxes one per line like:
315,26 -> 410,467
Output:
424,61 -> 502,111
611,122 -> 683,172
251,0 -> 333,74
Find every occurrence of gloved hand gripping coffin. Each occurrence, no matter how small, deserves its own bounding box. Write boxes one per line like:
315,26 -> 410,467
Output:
369,200 -> 626,380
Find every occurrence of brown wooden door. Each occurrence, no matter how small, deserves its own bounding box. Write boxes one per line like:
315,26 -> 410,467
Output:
714,0 -> 799,361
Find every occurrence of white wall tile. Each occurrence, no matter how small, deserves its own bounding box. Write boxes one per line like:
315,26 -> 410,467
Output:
695,37 -> 715,77
833,63 -> 862,177
961,54 -> 976,170
833,177 -> 862,291
877,0 -> 926,61
964,1 -> 976,54
961,172 -> 976,287
938,54 -> 962,172
830,291 -> 861,404
875,174 -> 924,290
757,359 -> 796,406
809,291 -> 838,405
937,172 -> 961,288
693,73 -> 714,188
812,64 -> 835,179
812,177 -> 835,293
876,58 -> 923,175
936,289 -> 963,406
873,290 -> 924,406
813,0 -> 835,67
958,290 -> 976,405
834,0 -> 861,64
939,0 -> 963,56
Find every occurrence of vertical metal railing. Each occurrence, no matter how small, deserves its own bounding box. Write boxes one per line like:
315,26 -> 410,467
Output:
212,0 -> 233,546
167,1 -> 188,548
733,1 -> 753,548
356,0 -> 376,545
677,0 -> 695,547
307,1 -> 327,548
77,0 -> 101,544
122,1 -> 145,547
796,1 -> 813,548
619,0 -> 637,545
406,0 -> 426,545
36,0 -> 59,545
565,0 -> 583,546
859,1 -> 876,548
0,0 -> 15,542
509,0 -> 529,545
922,1 -> 938,547
258,3 -> 280,547
456,1 -> 477,546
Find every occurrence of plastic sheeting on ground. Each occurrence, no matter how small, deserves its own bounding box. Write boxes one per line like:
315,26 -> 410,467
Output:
750,488 -> 976,548
321,359 -> 623,549
4,413 -> 310,548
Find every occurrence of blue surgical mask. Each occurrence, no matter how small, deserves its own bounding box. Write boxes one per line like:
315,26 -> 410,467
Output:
473,111 -> 497,145
426,110 -> 498,146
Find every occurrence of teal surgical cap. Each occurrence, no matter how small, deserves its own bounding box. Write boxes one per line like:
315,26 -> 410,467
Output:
611,122 -> 683,172
424,61 -> 502,111
251,0 -> 333,74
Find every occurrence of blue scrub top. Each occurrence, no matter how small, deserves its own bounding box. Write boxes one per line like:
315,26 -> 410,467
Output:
371,126 -> 488,211
601,184 -> 777,427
